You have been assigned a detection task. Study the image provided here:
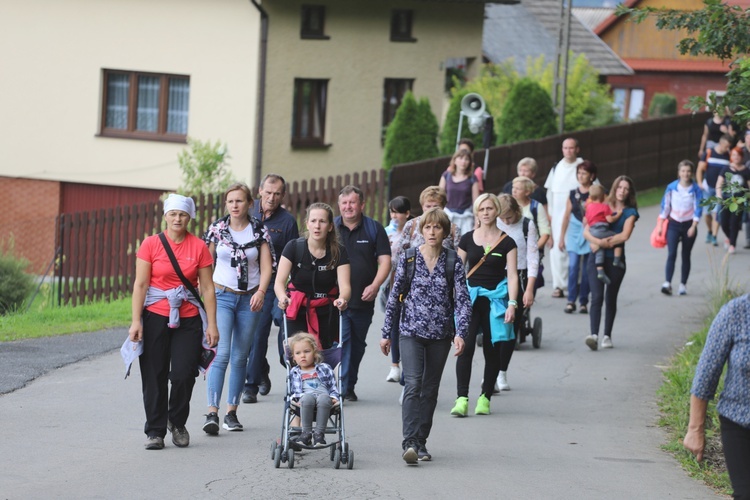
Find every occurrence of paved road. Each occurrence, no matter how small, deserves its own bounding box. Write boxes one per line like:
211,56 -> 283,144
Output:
1,204 -> 746,499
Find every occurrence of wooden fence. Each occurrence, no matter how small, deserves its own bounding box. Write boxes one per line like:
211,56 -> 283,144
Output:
389,112 -> 710,214
55,170 -> 387,305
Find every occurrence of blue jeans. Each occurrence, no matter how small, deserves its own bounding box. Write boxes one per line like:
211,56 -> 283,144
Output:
566,252 -> 590,306
400,335 -> 451,449
340,308 -> 374,394
244,290 -> 281,394
207,288 -> 261,408
665,219 -> 696,284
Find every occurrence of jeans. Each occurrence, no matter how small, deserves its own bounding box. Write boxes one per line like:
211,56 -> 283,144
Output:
400,335 -> 452,449
207,288 -> 261,408
299,393 -> 333,434
720,415 -> 750,500
720,208 -> 743,247
566,252 -> 590,306
244,291 -> 281,395
665,219 -> 697,284
340,308 -> 374,394
139,311 -> 202,438
587,256 -> 626,338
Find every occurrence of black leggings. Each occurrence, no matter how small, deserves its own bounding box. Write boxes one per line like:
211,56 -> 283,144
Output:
587,256 -> 626,338
721,415 -> 750,500
456,296 -> 514,400
665,219 -> 697,284
720,208 -> 744,247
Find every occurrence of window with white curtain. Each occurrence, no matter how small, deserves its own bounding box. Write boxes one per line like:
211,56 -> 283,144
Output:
100,69 -> 190,141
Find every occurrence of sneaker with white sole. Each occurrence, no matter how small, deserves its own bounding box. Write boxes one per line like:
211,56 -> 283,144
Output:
497,371 -> 510,391
169,424 -> 190,447
386,366 -> 401,383
482,378 -> 501,394
678,284 -> 687,296
144,436 -> 164,450
203,412 -> 220,435
585,334 -> 599,351
661,282 -> 672,296
223,410 -> 243,431
601,335 -> 613,349
402,445 -> 418,464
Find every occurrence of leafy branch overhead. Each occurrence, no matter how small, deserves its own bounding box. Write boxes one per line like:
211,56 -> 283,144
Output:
616,0 -> 750,120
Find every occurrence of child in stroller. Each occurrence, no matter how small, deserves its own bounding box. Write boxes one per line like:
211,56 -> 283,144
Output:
289,333 -> 340,447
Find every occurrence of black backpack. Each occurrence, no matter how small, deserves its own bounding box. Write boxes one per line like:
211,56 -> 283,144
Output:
398,247 -> 457,306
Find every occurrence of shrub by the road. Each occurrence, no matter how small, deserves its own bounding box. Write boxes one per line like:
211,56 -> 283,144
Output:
0,244 -> 33,315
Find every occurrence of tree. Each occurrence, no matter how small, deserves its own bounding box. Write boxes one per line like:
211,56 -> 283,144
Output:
649,93 -> 678,117
382,92 -> 439,170
176,138 -> 235,196
497,78 -> 557,144
617,0 -> 750,121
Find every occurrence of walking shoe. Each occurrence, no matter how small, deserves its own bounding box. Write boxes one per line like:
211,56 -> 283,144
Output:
678,284 -> 687,296
258,374 -> 272,396
724,238 -> 730,250
482,378 -> 501,394
203,412 -> 220,435
398,386 -> 405,406
344,390 -> 358,402
386,366 -> 401,382
497,371 -> 510,391
402,445 -> 418,464
612,257 -> 626,269
712,235 -> 719,246
579,304 -> 588,314
585,334 -> 599,351
144,436 -> 164,450
313,432 -> 327,447
295,431 -> 312,447
728,245 -> 736,254
450,396 -> 469,417
475,394 -> 490,415
169,424 -> 190,448
705,232 -> 712,244
223,411 -> 243,431
417,444 -> 432,461
601,335 -> 613,349
661,282 -> 672,296
242,391 -> 258,404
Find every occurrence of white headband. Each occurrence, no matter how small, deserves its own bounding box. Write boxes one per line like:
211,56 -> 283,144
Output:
163,194 -> 196,219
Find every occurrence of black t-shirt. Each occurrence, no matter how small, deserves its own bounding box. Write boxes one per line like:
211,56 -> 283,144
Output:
458,231 -> 517,290
282,238 -> 349,296
718,165 -> 750,196
336,216 -> 391,310
501,181 -> 548,205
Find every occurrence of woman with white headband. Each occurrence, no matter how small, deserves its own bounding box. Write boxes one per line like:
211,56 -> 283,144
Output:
129,194 -> 219,451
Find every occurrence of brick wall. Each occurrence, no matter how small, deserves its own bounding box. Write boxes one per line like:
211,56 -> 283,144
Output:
0,177 -> 61,273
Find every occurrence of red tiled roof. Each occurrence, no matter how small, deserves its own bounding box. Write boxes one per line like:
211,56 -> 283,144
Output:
623,58 -> 731,73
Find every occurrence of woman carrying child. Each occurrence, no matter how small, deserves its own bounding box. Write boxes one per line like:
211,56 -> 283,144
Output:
381,208 -> 471,464
496,194 -> 537,384
288,332 -> 340,448
450,194 -> 519,417
275,203 -> 350,350
658,160 -> 702,296
558,161 -> 597,314
585,184 -> 624,285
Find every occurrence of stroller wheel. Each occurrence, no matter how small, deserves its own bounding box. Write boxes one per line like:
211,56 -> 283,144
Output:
273,446 -> 281,468
346,449 -> 354,470
330,443 -> 336,461
532,317 -> 542,349
287,448 -> 295,469
334,447 -> 342,469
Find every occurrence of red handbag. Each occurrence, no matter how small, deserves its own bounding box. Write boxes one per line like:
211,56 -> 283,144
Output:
650,218 -> 668,248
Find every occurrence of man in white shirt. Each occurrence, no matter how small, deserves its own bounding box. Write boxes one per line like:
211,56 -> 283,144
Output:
544,138 -> 584,298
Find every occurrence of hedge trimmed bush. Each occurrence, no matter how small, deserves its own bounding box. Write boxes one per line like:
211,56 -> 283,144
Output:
0,243 -> 34,315
383,91 -> 439,170
497,78 -> 557,144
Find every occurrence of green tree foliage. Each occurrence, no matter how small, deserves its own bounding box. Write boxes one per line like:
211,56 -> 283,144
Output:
0,240 -> 34,315
383,92 -> 439,170
617,0 -> 750,121
649,93 -> 678,117
176,138 -> 235,196
497,78 -> 557,144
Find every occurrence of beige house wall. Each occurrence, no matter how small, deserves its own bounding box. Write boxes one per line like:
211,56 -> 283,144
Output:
0,0 -> 260,190
262,0 -> 484,182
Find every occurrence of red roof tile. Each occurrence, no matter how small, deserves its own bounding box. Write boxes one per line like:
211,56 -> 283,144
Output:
623,58 -> 731,73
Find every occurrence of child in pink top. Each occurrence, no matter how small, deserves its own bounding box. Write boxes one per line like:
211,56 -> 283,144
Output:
585,185 -> 623,284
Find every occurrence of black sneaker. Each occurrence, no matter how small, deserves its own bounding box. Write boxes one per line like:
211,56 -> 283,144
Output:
144,436 -> 164,450
242,391 -> 258,404
417,444 -> 431,461
258,373 -> 272,396
313,432 -> 326,447
295,431 -> 312,447
223,411 -> 243,432
344,390 -> 358,402
169,425 -> 190,448
203,412 -> 220,435
402,445 -> 418,464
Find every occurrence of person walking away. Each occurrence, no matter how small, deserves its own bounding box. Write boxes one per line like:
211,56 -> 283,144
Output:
658,160 -> 702,296
336,186 -> 391,402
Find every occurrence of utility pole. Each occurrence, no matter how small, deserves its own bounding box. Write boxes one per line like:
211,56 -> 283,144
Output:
553,0 -> 573,134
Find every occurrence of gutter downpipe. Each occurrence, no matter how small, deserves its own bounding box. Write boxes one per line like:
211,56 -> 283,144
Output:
250,0 -> 268,188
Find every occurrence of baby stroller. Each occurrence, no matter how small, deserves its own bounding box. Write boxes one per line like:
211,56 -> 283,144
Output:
516,306 -> 542,349
270,314 -> 353,469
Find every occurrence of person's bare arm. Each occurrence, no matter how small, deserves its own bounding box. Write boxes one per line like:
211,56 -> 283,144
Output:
129,258 -> 151,342
558,198 -> 572,251
696,161 -> 707,187
274,256 -> 293,309
198,265 -> 219,347
683,395 -> 708,461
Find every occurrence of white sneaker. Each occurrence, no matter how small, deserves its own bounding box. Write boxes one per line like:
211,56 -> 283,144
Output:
678,284 -> 687,296
585,334 -> 599,351
386,366 -> 401,383
601,335 -> 613,349
497,371 -> 510,391
398,386 -> 405,406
